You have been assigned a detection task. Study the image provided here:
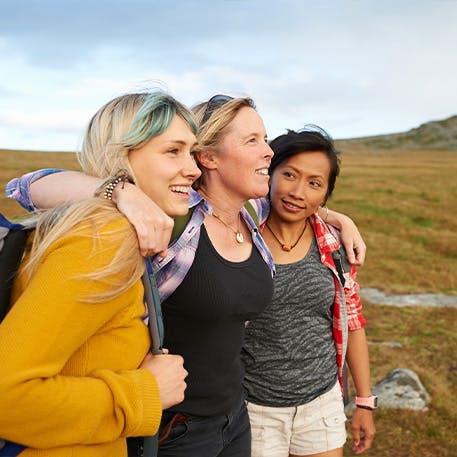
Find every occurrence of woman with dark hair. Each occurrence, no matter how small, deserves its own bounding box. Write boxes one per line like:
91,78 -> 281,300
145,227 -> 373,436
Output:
242,127 -> 376,457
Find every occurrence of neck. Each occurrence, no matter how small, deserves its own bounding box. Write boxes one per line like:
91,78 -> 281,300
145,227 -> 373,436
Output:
199,186 -> 245,223
265,214 -> 309,252
266,214 -> 309,239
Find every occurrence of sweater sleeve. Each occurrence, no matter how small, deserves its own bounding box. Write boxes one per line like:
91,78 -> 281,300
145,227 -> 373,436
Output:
0,217 -> 161,448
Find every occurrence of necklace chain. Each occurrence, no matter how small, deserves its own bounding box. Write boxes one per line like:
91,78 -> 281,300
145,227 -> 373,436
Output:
265,219 -> 308,252
212,212 -> 244,243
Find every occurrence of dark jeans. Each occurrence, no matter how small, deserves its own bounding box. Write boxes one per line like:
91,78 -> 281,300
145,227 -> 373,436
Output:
158,402 -> 251,457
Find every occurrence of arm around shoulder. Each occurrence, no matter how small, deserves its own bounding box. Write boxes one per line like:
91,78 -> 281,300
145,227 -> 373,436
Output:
321,207 -> 366,266
6,168 -> 103,211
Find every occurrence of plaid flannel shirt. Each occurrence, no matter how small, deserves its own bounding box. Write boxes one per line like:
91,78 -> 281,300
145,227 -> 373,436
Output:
6,168 -> 63,212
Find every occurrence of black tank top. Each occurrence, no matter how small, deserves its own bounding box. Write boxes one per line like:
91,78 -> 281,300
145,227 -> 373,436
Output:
163,224 -> 273,416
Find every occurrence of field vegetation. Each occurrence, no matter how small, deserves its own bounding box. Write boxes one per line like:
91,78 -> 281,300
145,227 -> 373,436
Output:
0,146 -> 456,456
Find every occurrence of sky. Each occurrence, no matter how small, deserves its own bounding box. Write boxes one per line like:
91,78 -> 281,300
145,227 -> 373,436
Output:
1,0 -> 456,152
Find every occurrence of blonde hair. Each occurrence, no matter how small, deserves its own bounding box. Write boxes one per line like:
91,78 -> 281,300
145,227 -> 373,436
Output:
22,200 -> 143,303
23,90 -> 196,302
192,97 -> 255,189
79,91 -> 197,180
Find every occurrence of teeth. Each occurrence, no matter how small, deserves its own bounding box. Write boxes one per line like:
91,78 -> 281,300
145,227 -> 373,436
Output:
170,186 -> 190,194
285,202 -> 301,209
255,168 -> 268,175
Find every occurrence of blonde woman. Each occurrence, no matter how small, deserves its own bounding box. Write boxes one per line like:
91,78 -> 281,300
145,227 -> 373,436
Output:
6,96 -> 365,457
0,91 -> 200,457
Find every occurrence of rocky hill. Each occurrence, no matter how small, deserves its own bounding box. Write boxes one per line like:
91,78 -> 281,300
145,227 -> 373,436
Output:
338,115 -> 457,150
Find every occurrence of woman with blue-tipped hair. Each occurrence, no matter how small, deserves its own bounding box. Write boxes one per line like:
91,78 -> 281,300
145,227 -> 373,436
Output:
0,90 -> 199,456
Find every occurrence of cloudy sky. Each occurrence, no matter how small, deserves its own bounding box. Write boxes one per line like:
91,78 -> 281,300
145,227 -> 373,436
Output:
1,0 -> 456,151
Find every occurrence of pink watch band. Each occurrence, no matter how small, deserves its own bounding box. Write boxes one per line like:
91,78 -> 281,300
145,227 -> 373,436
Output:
355,395 -> 378,410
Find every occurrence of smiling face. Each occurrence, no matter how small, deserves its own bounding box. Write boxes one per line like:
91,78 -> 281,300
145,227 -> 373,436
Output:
128,114 -> 201,217
208,106 -> 273,200
269,150 -> 330,223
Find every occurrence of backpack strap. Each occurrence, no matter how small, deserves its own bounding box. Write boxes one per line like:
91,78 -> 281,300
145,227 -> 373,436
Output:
331,246 -> 350,287
0,227 -> 32,322
325,222 -> 350,287
0,215 -> 33,453
0,440 -> 26,456
142,259 -> 163,355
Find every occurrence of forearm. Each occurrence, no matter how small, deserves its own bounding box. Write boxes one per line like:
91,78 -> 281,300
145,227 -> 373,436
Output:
17,170 -> 173,257
320,206 -> 350,229
346,328 -> 372,397
347,328 -> 376,453
30,171 -> 103,209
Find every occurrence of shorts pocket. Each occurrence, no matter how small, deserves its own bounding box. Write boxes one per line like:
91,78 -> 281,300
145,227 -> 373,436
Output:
323,411 -> 347,429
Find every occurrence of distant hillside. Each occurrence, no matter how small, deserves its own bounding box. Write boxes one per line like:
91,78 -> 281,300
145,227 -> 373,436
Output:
338,115 -> 457,150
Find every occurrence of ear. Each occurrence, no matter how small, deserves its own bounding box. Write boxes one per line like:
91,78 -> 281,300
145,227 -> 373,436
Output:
196,148 -> 218,170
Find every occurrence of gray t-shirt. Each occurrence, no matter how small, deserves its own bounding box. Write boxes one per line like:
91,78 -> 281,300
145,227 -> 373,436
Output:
242,236 -> 338,407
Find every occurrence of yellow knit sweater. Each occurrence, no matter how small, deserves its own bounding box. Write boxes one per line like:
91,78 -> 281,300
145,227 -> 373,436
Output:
0,216 -> 161,456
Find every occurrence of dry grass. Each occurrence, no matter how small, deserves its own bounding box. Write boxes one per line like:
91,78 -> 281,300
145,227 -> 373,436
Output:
0,148 -> 80,219
344,303 -> 457,457
333,147 -> 457,295
1,146 -> 457,456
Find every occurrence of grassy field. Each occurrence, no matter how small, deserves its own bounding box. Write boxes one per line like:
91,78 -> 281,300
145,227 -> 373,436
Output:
0,148 -> 81,219
1,146 -> 457,456
333,146 -> 457,296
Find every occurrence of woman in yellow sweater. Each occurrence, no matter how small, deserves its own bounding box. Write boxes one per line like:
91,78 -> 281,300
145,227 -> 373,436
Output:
0,91 -> 200,456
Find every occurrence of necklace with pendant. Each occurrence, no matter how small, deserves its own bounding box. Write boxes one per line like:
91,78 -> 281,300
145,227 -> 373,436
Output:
212,212 -> 244,243
265,219 -> 308,252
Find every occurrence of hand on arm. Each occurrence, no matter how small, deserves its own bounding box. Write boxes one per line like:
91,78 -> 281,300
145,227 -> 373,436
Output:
346,328 -> 376,454
320,207 -> 367,266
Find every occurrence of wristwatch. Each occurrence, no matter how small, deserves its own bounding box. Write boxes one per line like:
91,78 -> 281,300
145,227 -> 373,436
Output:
355,395 -> 378,410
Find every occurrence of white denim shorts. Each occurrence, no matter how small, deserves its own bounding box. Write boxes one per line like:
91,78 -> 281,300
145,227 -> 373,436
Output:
247,381 -> 347,457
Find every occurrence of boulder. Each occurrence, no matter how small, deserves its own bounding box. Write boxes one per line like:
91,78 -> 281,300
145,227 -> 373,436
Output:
373,368 -> 431,411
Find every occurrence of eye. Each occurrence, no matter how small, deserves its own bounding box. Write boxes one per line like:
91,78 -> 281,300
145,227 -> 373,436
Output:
283,171 -> 295,179
309,180 -> 322,188
248,137 -> 257,144
167,148 -> 179,155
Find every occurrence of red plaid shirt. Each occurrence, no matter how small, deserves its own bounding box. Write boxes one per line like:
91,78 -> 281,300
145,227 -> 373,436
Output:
310,213 -> 366,392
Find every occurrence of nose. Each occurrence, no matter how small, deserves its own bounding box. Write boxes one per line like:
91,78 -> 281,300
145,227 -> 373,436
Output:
264,142 -> 274,160
182,154 -> 202,180
288,181 -> 305,200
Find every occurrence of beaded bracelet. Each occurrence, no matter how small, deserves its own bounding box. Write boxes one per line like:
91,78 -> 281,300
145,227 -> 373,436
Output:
94,170 -> 134,200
